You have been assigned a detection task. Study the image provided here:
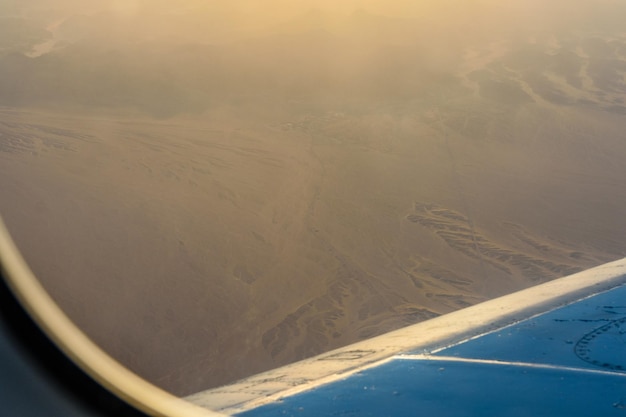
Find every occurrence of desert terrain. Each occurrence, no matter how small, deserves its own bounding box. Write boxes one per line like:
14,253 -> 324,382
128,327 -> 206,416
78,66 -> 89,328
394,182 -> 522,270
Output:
1,0 -> 626,396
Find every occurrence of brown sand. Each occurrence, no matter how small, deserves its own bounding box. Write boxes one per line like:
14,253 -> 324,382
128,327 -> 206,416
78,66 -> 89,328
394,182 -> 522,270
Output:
1,31 -> 626,396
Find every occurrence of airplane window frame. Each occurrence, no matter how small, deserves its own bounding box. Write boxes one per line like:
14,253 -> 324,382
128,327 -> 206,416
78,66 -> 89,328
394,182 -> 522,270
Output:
0,218 -> 224,417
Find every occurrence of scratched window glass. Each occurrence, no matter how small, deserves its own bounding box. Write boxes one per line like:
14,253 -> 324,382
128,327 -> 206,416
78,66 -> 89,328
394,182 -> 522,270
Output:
0,0 -> 625,398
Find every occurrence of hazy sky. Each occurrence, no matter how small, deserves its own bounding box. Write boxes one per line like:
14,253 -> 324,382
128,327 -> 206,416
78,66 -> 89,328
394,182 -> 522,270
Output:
4,0 -> 625,47
1,0 -> 625,117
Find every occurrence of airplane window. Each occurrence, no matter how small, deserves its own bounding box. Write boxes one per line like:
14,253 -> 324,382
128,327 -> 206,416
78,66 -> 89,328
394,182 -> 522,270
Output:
0,0 -> 625,407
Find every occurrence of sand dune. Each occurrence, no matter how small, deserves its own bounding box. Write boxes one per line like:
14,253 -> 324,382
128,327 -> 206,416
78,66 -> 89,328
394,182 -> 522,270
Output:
2,90 -> 625,395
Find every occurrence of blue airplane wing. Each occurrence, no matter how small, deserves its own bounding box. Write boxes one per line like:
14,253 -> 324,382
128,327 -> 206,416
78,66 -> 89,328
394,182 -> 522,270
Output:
187,258 -> 626,417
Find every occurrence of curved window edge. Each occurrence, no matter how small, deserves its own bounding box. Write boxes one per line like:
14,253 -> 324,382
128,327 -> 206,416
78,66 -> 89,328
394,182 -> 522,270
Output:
0,216 -> 225,417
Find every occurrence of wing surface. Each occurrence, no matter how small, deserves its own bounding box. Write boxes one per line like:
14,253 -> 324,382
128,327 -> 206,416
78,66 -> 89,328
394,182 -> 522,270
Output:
187,258 -> 626,416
